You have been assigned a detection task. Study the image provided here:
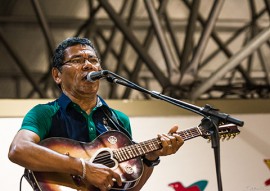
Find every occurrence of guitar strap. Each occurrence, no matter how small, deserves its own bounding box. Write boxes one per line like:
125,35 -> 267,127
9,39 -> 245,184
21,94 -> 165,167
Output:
101,106 -> 132,140
23,169 -> 40,191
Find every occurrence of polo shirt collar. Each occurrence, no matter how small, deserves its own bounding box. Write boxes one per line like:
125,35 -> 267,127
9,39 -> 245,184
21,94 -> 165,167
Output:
58,92 -> 109,111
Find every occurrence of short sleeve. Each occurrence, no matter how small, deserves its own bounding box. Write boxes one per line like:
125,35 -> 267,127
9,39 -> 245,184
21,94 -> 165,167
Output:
21,103 -> 58,140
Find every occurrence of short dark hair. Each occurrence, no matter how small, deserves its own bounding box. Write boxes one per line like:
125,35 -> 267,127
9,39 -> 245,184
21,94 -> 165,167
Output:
52,37 -> 99,69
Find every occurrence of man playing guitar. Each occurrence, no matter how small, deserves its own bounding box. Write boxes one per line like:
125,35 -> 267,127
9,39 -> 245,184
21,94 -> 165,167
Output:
8,37 -> 184,191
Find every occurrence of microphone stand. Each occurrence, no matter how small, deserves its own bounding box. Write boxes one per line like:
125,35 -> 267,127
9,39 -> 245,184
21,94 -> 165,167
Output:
105,71 -> 244,191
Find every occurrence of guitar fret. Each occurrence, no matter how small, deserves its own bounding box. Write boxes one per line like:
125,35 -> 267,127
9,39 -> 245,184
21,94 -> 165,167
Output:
139,143 -> 146,154
122,147 -> 128,159
187,129 -> 193,138
131,145 -> 139,156
154,140 -> 160,149
145,139 -> 159,152
188,129 -> 194,138
114,150 -> 121,161
114,145 -> 138,162
143,141 -> 149,152
179,131 -> 187,140
120,148 -> 127,161
123,147 -> 130,160
126,148 -> 131,159
117,149 -> 123,161
121,147 -> 128,160
184,131 -> 189,139
192,128 -> 200,137
148,141 -> 154,150
128,147 -> 135,158
126,146 -> 135,158
177,127 -> 201,141
115,149 -> 126,162
135,144 -> 142,156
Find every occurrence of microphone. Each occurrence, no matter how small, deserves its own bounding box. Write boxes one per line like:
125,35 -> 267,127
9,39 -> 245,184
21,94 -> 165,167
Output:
86,70 -> 110,82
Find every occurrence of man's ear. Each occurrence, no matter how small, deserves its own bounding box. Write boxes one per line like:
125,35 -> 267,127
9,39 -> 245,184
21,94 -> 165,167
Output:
52,67 -> 62,85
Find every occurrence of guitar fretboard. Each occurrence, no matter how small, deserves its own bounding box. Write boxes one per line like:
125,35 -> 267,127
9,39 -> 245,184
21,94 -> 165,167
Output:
113,126 -> 202,162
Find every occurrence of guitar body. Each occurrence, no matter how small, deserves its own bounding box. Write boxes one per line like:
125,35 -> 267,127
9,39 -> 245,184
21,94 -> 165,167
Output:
29,131 -> 143,191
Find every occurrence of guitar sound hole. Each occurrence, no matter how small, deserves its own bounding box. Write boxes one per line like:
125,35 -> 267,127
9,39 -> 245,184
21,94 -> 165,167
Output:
92,151 -> 116,168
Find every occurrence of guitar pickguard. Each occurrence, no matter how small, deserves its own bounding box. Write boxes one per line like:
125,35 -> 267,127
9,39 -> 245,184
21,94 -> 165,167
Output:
90,148 -> 118,170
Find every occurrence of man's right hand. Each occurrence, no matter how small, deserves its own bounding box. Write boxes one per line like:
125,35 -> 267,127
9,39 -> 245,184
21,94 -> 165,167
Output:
85,162 -> 122,191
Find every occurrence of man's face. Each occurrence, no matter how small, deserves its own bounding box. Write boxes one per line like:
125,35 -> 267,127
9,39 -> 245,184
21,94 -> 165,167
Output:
57,44 -> 102,97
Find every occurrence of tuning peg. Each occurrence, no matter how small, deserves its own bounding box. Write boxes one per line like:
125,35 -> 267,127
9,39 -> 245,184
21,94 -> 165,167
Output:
226,134 -> 232,140
207,131 -> 240,142
220,134 -> 228,141
220,135 -> 224,141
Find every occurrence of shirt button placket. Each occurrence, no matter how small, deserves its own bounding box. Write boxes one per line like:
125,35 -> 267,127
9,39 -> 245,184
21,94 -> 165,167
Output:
88,114 -> 96,140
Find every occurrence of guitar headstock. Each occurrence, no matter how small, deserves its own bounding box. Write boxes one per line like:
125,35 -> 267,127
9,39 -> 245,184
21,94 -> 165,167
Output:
200,124 -> 240,141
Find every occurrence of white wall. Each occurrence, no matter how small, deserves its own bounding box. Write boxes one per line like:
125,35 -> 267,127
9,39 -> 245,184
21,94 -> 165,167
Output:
131,114 -> 270,191
1,118 -> 33,190
1,114 -> 270,191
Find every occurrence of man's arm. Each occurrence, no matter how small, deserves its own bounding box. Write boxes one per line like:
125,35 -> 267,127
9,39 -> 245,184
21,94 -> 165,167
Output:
8,130 -> 81,173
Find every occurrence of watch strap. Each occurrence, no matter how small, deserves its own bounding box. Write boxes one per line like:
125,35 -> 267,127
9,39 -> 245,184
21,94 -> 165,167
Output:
142,156 -> 160,167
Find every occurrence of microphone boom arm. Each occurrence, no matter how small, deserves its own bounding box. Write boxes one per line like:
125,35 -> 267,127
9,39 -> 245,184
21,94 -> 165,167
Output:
106,73 -> 244,127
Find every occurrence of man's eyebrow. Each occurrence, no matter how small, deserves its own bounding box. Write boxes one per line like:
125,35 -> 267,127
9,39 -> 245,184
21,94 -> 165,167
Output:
89,55 -> 99,58
70,55 -> 82,59
64,52 -> 82,59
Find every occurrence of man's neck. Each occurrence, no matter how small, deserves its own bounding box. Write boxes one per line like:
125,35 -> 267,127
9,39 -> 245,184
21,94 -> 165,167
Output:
63,91 -> 97,114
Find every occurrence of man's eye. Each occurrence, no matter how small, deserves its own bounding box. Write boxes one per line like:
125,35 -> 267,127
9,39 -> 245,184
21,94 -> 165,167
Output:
89,58 -> 98,64
71,58 -> 81,64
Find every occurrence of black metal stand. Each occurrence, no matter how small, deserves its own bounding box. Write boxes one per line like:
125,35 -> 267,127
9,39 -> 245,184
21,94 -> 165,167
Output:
104,70 -> 244,191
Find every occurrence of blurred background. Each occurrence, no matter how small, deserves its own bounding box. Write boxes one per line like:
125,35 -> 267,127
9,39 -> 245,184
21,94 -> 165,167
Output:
0,0 -> 269,100
1,1 -> 270,190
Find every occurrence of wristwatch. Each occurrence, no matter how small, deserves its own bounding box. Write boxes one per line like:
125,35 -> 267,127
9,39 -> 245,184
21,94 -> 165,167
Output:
142,156 -> 160,167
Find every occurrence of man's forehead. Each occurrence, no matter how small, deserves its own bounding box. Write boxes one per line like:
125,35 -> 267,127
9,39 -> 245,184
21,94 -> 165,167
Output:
68,44 -> 92,50
77,44 -> 91,49
65,44 -> 96,55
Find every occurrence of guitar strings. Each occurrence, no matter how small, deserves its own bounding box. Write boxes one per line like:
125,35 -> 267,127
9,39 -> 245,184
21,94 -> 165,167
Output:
88,127 -> 236,166
91,128 -> 201,166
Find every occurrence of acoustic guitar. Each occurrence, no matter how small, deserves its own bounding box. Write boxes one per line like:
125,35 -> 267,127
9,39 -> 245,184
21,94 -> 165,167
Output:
24,124 -> 240,191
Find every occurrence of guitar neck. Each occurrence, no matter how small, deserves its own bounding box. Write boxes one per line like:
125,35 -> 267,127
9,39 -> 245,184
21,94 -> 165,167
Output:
113,126 -> 201,162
